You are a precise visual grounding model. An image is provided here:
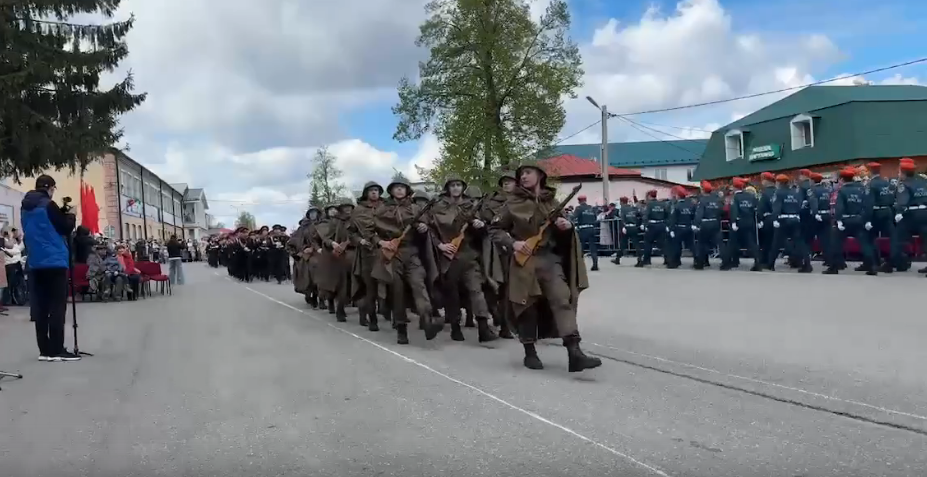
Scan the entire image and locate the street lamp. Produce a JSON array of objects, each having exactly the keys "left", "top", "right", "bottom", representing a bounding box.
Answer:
[{"left": 586, "top": 95, "right": 610, "bottom": 205}]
